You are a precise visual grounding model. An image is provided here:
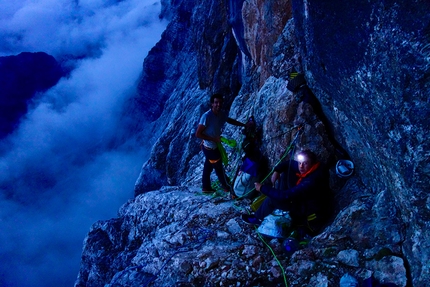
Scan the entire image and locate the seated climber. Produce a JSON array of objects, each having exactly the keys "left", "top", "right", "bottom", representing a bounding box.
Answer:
[{"left": 241, "top": 149, "right": 332, "bottom": 237}]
